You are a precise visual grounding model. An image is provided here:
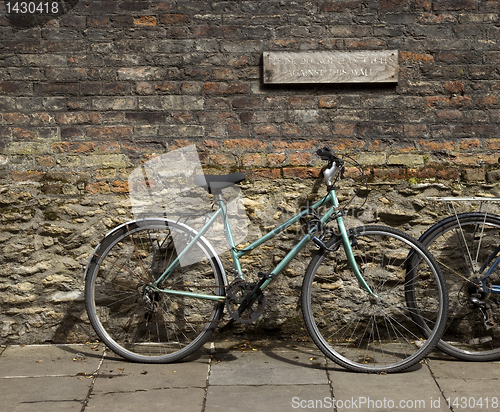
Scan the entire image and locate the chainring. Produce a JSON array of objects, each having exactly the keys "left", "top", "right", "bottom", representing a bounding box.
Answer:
[{"left": 226, "top": 280, "right": 266, "bottom": 323}]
